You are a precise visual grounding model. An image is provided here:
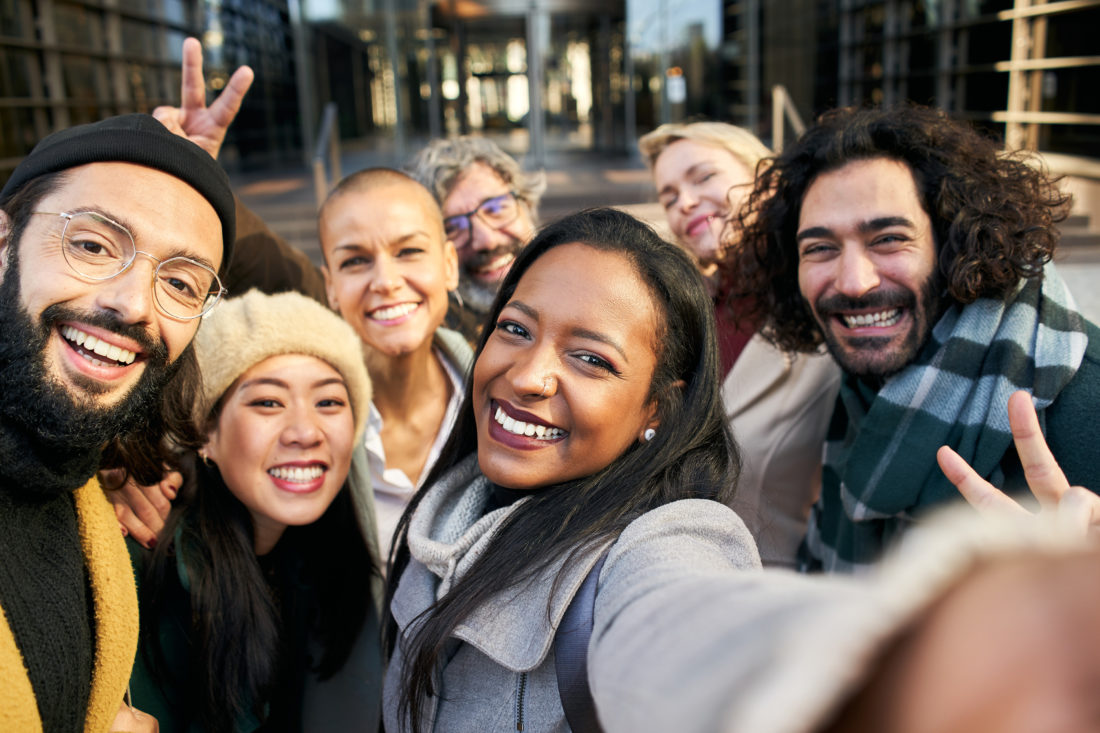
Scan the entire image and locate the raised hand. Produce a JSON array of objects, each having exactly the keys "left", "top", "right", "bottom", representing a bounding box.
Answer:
[
  {"left": 152, "top": 37, "right": 254, "bottom": 160},
  {"left": 937, "top": 390, "right": 1100, "bottom": 537}
]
